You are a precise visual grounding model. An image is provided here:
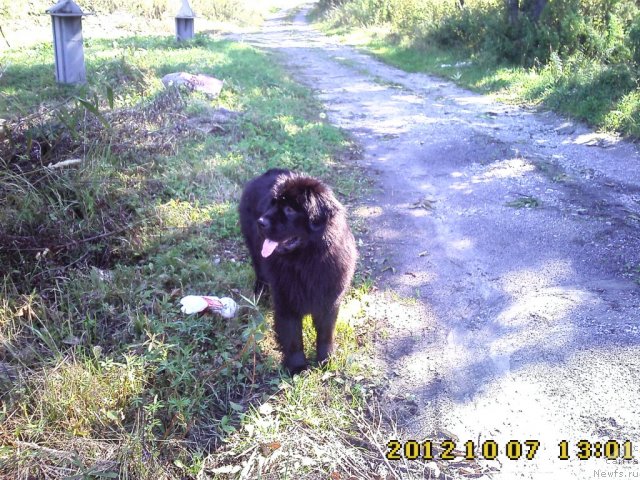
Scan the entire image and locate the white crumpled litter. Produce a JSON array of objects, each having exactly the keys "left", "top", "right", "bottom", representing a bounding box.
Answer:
[
  {"left": 180, "top": 295, "right": 238, "bottom": 318},
  {"left": 161, "top": 72, "right": 224, "bottom": 97}
]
